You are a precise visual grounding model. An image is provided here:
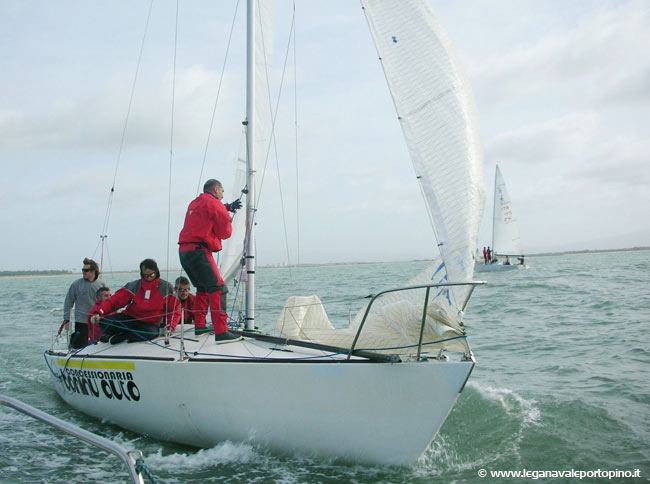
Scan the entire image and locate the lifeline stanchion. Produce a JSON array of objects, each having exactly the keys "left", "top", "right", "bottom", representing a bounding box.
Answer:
[{"left": 0, "top": 394, "right": 161, "bottom": 484}]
